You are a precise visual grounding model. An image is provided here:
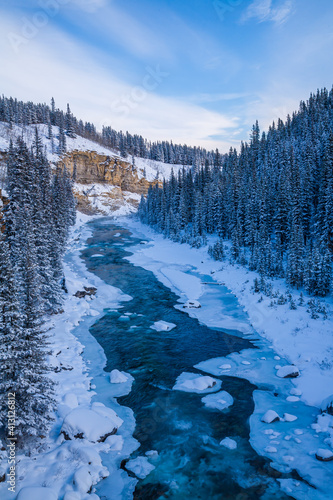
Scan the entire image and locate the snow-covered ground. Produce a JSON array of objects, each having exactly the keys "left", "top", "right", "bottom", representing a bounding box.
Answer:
[
  {"left": 0, "top": 122, "right": 181, "bottom": 183},
  {"left": 120, "top": 217, "right": 333, "bottom": 500},
  {"left": 0, "top": 214, "right": 141, "bottom": 500}
]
